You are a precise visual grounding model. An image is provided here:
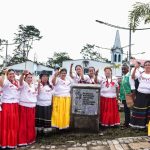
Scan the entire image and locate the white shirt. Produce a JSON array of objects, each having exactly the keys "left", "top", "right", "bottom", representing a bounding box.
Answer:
[
  {"left": 72, "top": 73, "right": 83, "bottom": 83},
  {"left": 37, "top": 84, "right": 53, "bottom": 106},
  {"left": 54, "top": 77, "right": 72, "bottom": 96},
  {"left": 84, "top": 75, "right": 95, "bottom": 84},
  {"left": 2, "top": 79, "right": 20, "bottom": 103},
  {"left": 15, "top": 75, "right": 21, "bottom": 81},
  {"left": 100, "top": 76, "right": 119, "bottom": 98},
  {"left": 19, "top": 81, "right": 37, "bottom": 107},
  {"left": 131, "top": 67, "right": 144, "bottom": 79},
  {"left": 136, "top": 72, "right": 150, "bottom": 94}
]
